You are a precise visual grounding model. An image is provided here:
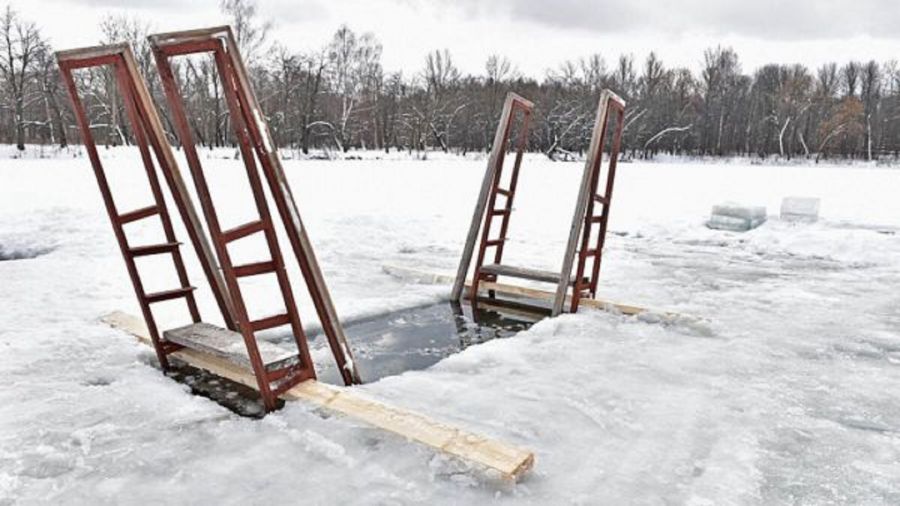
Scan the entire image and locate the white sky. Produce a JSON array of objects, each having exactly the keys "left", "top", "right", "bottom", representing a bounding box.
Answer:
[{"left": 11, "top": 0, "right": 900, "bottom": 78}]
